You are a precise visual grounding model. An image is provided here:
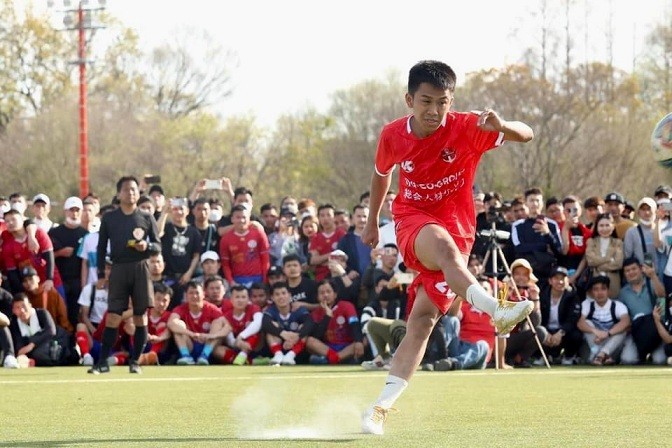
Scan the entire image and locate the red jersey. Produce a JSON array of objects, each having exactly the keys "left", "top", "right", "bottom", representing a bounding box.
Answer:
[
  {"left": 311, "top": 300, "right": 359, "bottom": 345},
  {"left": 147, "top": 309, "right": 171, "bottom": 336},
  {"left": 219, "top": 227, "right": 270, "bottom": 283},
  {"left": 458, "top": 300, "right": 495, "bottom": 354},
  {"left": 223, "top": 303, "right": 261, "bottom": 337},
  {"left": 309, "top": 228, "right": 346, "bottom": 281},
  {"left": 1, "top": 228, "right": 63, "bottom": 288},
  {"left": 375, "top": 113, "right": 502, "bottom": 254},
  {"left": 172, "top": 301, "right": 223, "bottom": 333},
  {"left": 560, "top": 221, "right": 592, "bottom": 257}
]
